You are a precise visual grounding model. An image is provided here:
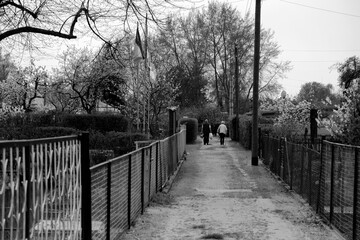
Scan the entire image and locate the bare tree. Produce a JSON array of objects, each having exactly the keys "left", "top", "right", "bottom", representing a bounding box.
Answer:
[
  {"left": 0, "top": 0, "right": 178, "bottom": 49},
  {"left": 1, "top": 60, "right": 48, "bottom": 112}
]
